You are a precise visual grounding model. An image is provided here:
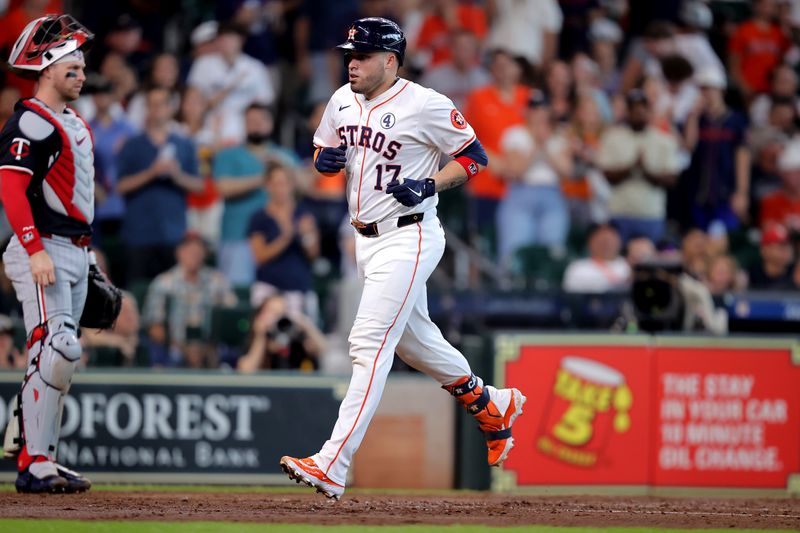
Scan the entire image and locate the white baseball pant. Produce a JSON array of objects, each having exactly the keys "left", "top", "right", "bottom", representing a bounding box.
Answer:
[{"left": 312, "top": 212, "right": 472, "bottom": 485}]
